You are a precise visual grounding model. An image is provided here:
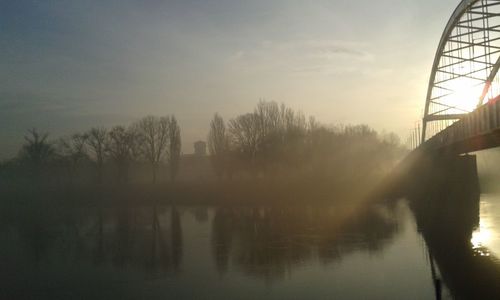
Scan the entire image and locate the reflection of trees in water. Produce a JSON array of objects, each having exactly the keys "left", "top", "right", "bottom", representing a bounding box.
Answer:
[
  {"left": 191, "top": 207, "right": 209, "bottom": 223},
  {"left": 211, "top": 204, "right": 400, "bottom": 280},
  {"left": 8, "top": 202, "right": 399, "bottom": 283},
  {"left": 171, "top": 206, "right": 182, "bottom": 272},
  {"left": 10, "top": 205, "right": 183, "bottom": 277},
  {"left": 212, "top": 209, "right": 234, "bottom": 274},
  {"left": 14, "top": 202, "right": 83, "bottom": 266},
  {"left": 99, "top": 205, "right": 183, "bottom": 275},
  {"left": 19, "top": 209, "right": 53, "bottom": 265}
]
